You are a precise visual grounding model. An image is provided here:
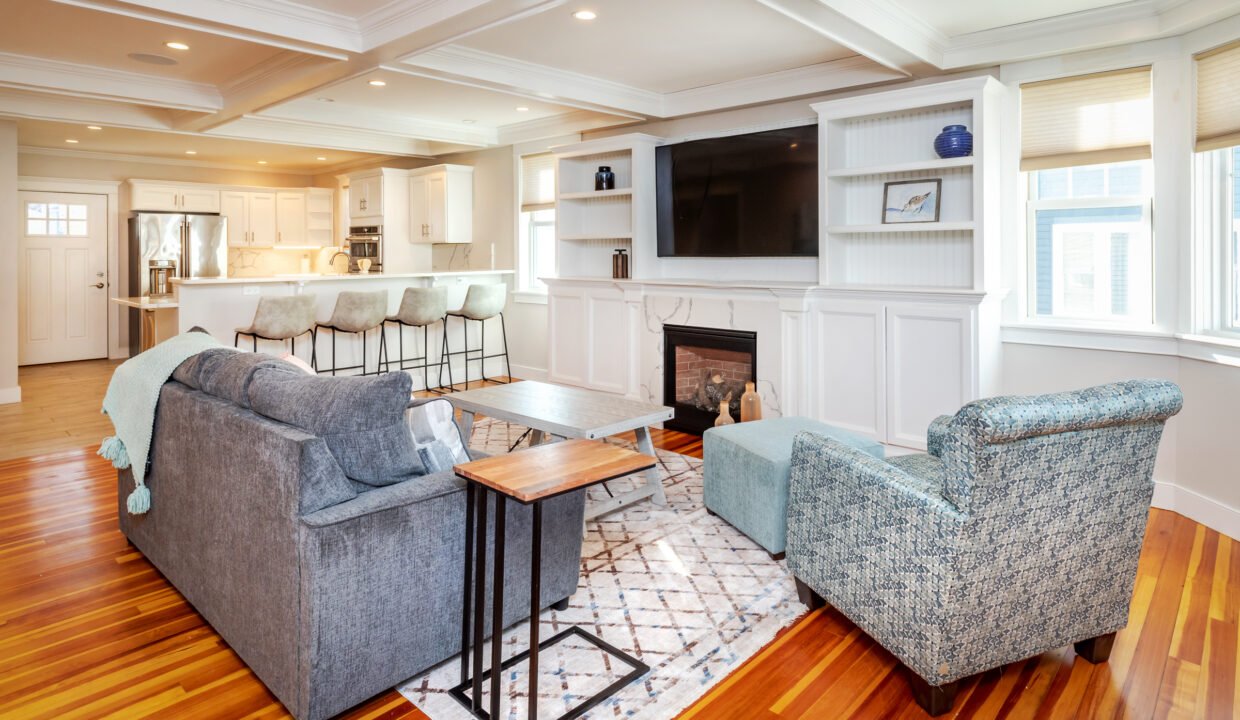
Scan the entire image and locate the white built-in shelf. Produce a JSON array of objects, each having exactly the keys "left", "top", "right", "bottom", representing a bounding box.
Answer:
[
  {"left": 827, "top": 221, "right": 976, "bottom": 234},
  {"left": 827, "top": 156, "right": 975, "bottom": 178},
  {"left": 558, "top": 188, "right": 633, "bottom": 200},
  {"left": 559, "top": 233, "right": 634, "bottom": 241}
]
